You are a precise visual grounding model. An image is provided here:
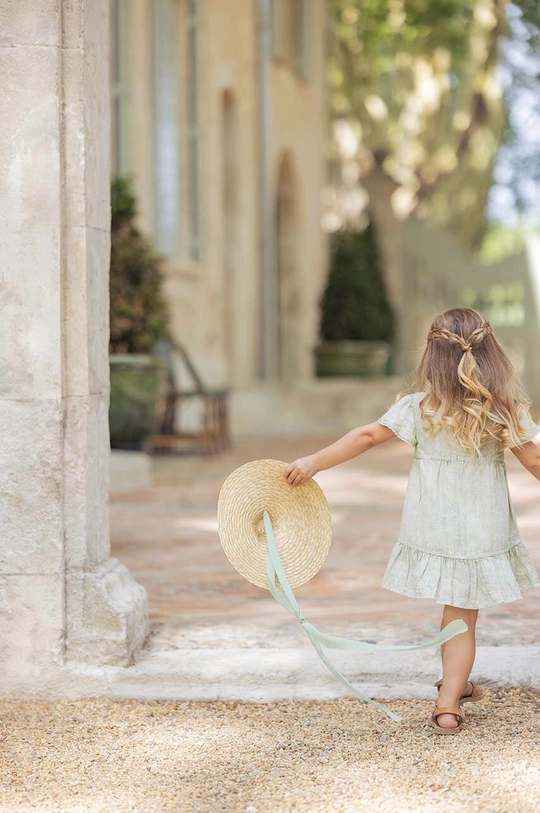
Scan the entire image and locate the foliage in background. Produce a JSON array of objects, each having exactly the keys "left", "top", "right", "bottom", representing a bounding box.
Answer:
[
  {"left": 320, "top": 222, "right": 394, "bottom": 342},
  {"left": 326, "top": 0, "right": 508, "bottom": 265},
  {"left": 489, "top": 1, "right": 540, "bottom": 223},
  {"left": 479, "top": 223, "right": 540, "bottom": 263},
  {"left": 110, "top": 176, "right": 171, "bottom": 354}
]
